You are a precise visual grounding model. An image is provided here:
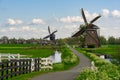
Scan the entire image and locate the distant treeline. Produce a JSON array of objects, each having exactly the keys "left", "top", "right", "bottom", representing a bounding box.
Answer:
[
  {"left": 100, "top": 36, "right": 120, "bottom": 45},
  {"left": 65, "top": 36, "right": 120, "bottom": 45},
  {"left": 0, "top": 36, "right": 42, "bottom": 44}
]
